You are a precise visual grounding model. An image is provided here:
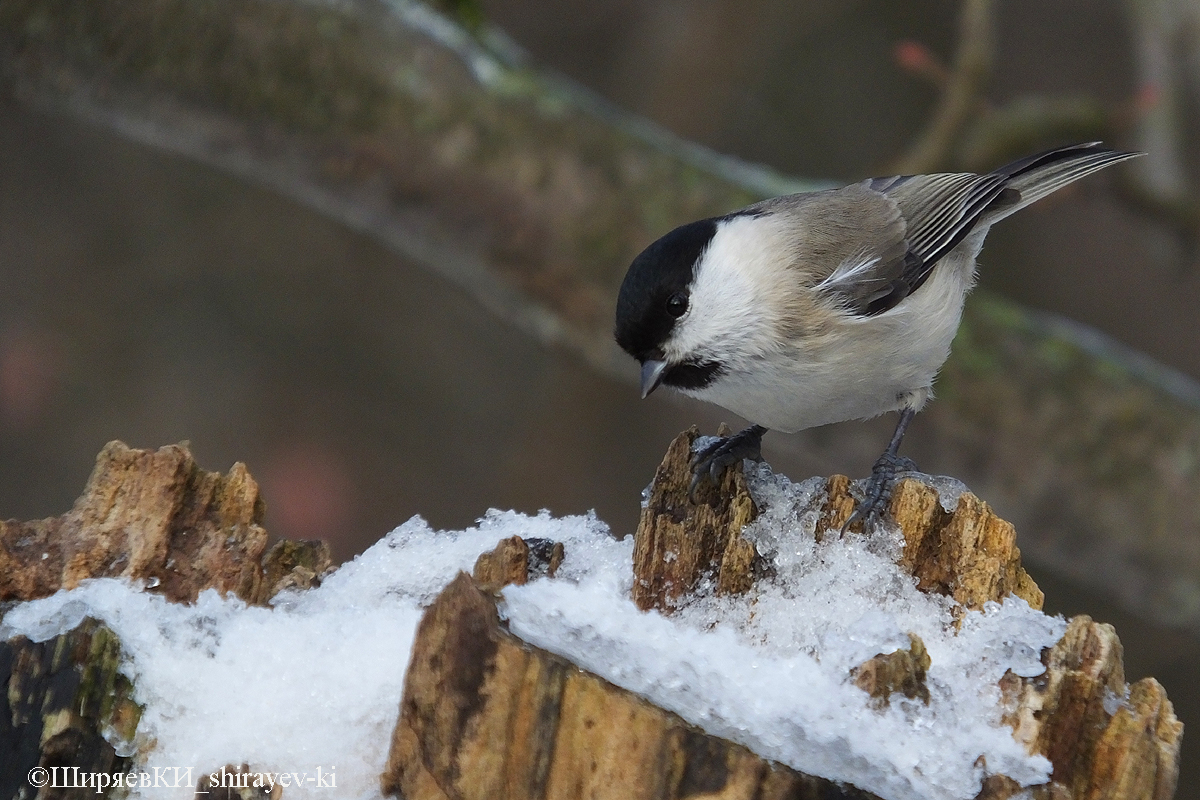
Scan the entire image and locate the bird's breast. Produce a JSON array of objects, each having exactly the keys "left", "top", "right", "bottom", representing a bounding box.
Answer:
[{"left": 683, "top": 250, "right": 976, "bottom": 432}]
